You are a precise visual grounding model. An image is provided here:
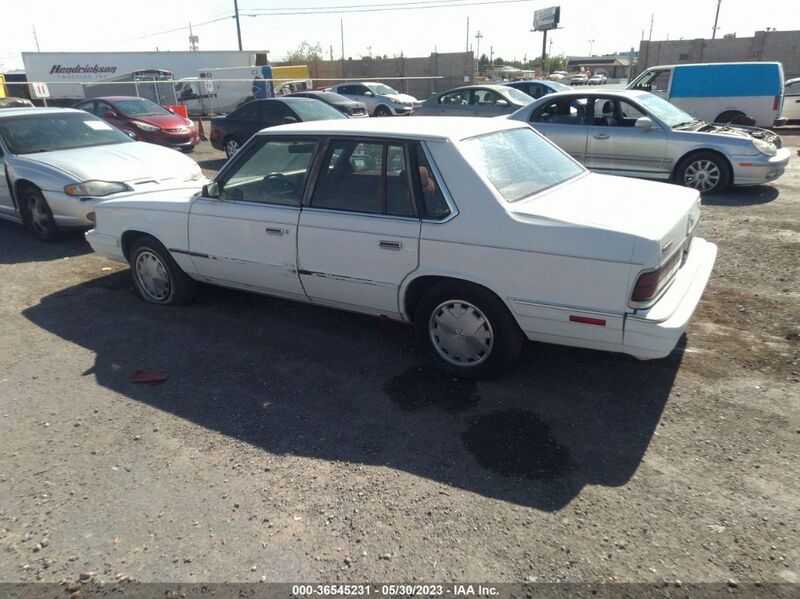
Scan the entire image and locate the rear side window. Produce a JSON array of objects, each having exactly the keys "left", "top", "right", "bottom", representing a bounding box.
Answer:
[
  {"left": 311, "top": 139, "right": 415, "bottom": 217},
  {"left": 412, "top": 144, "right": 450, "bottom": 220}
]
